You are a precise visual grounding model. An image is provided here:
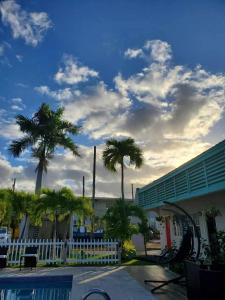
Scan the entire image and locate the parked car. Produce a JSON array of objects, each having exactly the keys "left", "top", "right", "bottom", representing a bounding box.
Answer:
[{"left": 0, "top": 227, "right": 11, "bottom": 242}]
